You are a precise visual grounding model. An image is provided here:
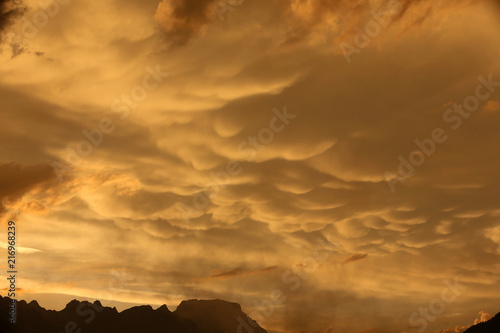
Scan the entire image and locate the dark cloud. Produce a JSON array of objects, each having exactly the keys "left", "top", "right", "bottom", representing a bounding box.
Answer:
[
  {"left": 154, "top": 0, "right": 485, "bottom": 51},
  {"left": 202, "top": 265, "right": 279, "bottom": 281},
  {"left": 0, "top": 162, "right": 55, "bottom": 217},
  {"left": 342, "top": 253, "right": 368, "bottom": 263},
  {"left": 0, "top": 0, "right": 23, "bottom": 39},
  {"left": 155, "top": 0, "right": 218, "bottom": 46}
]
